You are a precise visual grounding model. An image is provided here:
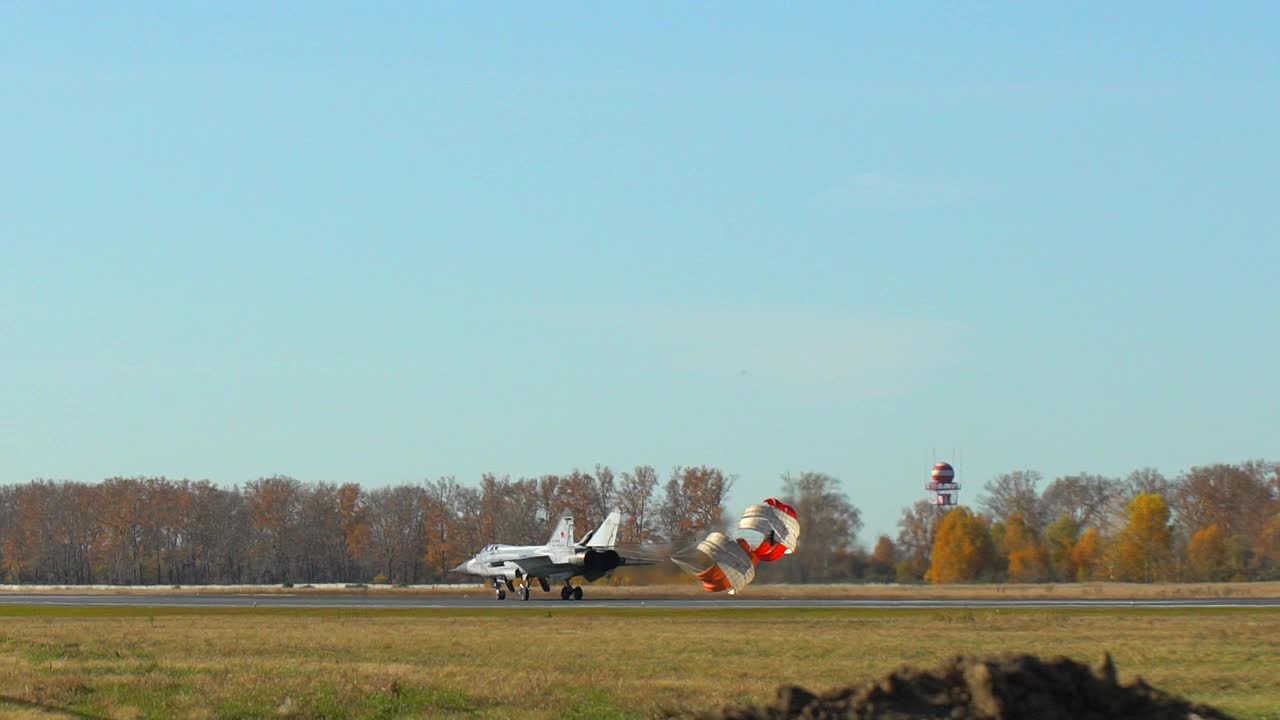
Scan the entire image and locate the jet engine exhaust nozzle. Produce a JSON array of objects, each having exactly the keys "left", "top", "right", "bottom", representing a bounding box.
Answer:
[{"left": 574, "top": 549, "right": 621, "bottom": 581}]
